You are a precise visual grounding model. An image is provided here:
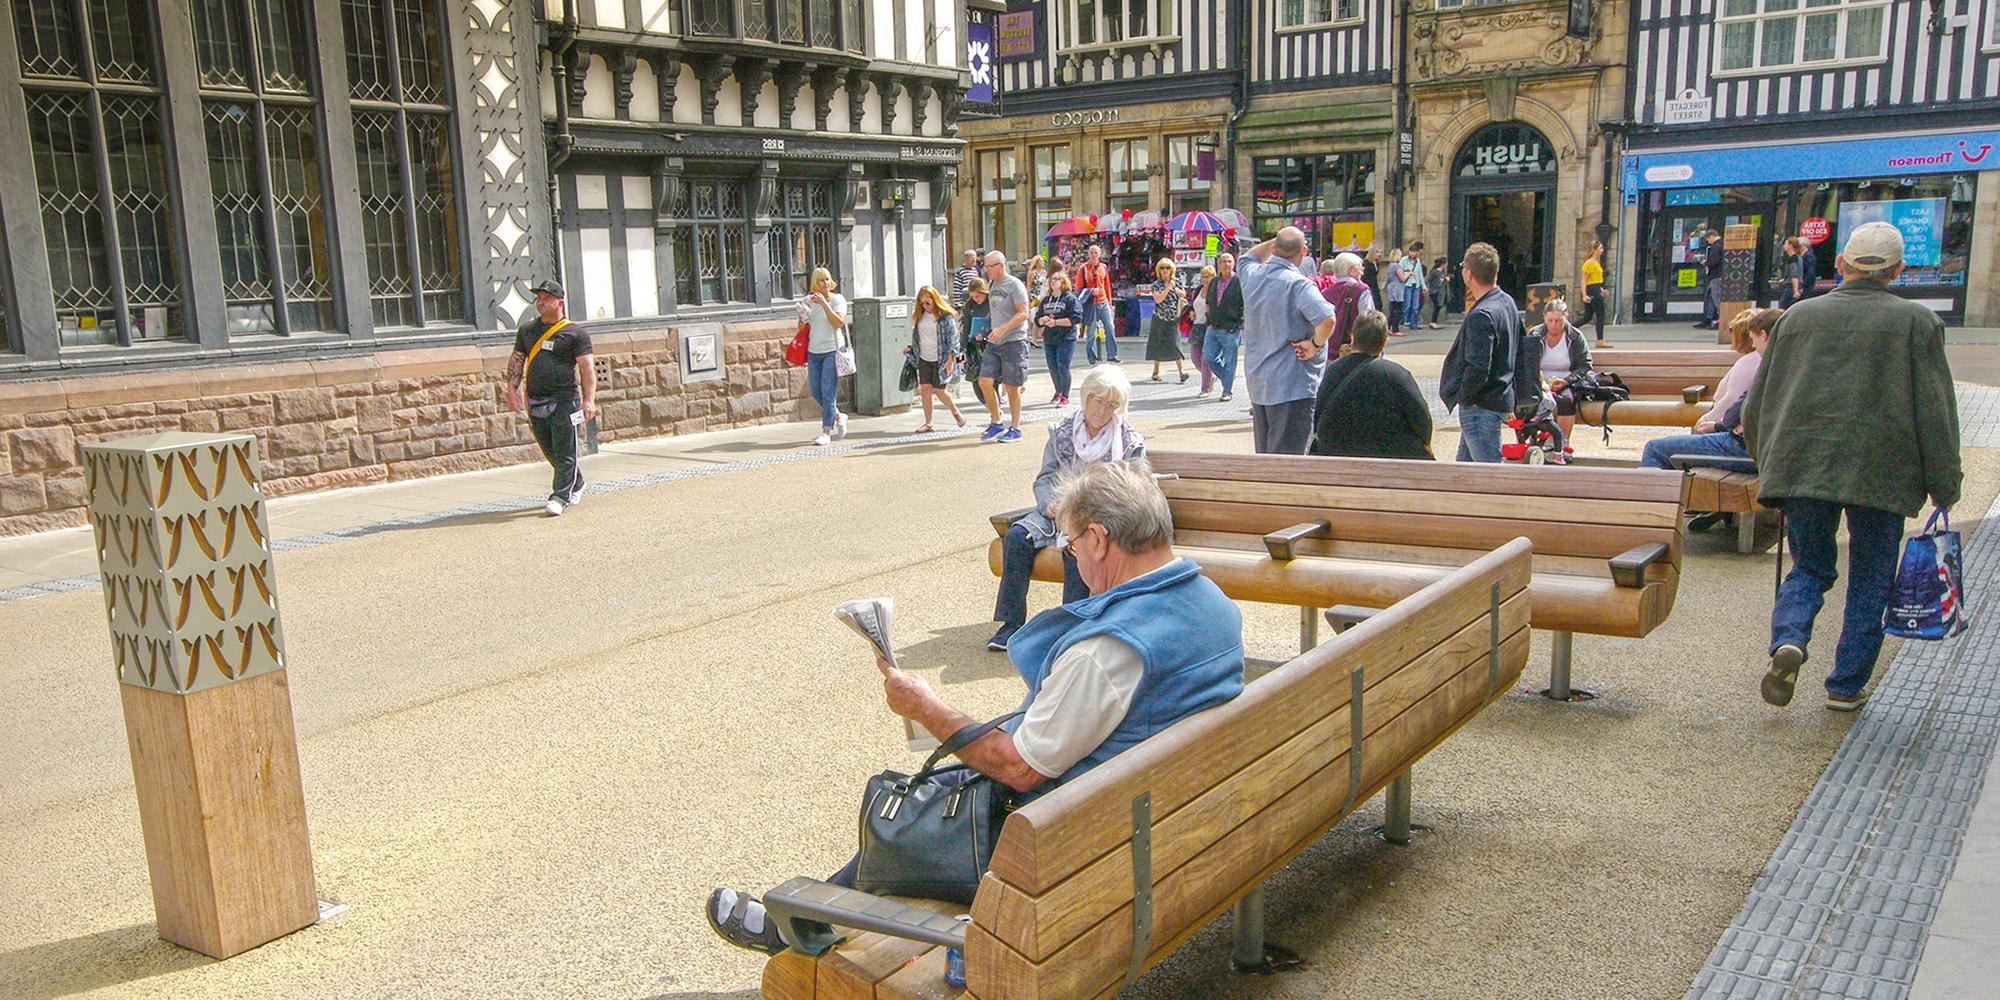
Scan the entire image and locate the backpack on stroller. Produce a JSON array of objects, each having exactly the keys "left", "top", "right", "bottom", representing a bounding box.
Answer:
[{"left": 1502, "top": 387, "right": 1569, "bottom": 465}]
